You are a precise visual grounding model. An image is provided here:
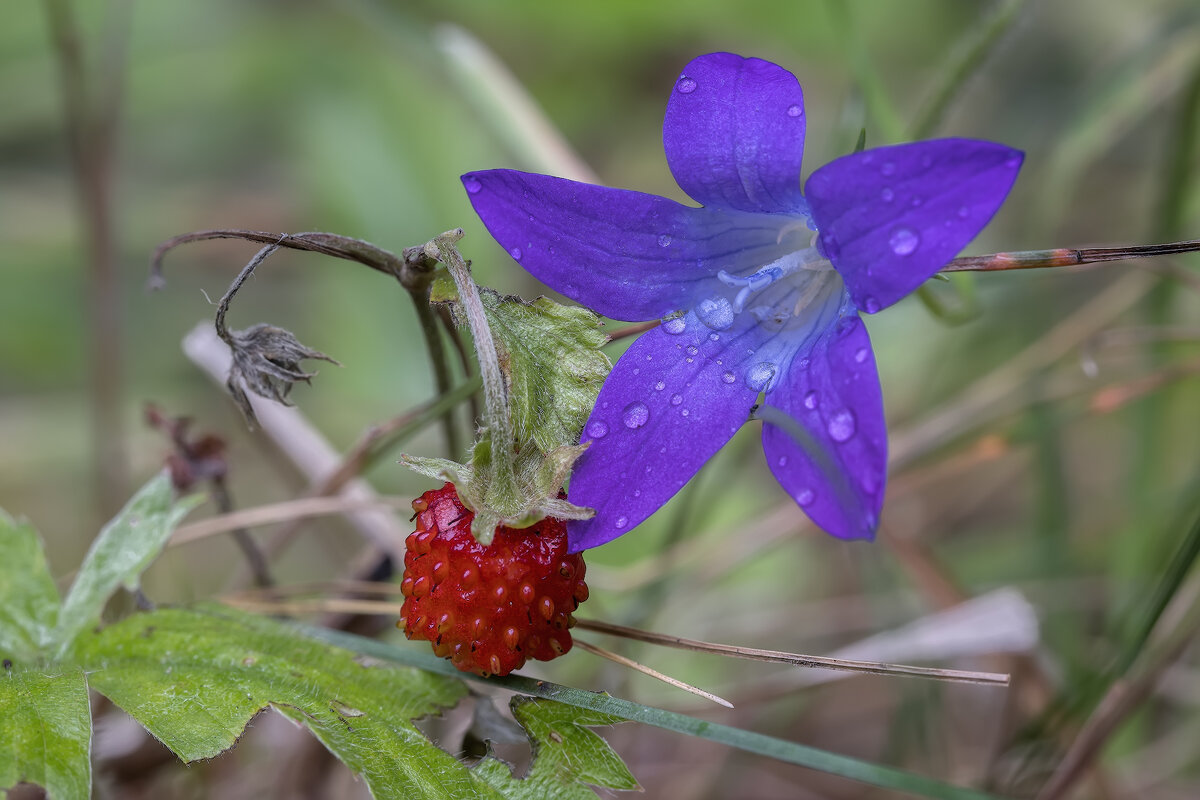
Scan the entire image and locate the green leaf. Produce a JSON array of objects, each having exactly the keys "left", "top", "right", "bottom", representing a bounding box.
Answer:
[
  {"left": 0, "top": 511, "right": 61, "bottom": 660},
  {"left": 72, "top": 604, "right": 497, "bottom": 800},
  {"left": 303, "top": 623, "right": 1002, "bottom": 800},
  {"left": 433, "top": 278, "right": 610, "bottom": 457},
  {"left": 0, "top": 665, "right": 92, "bottom": 800},
  {"left": 51, "top": 472, "right": 200, "bottom": 655},
  {"left": 473, "top": 697, "right": 638, "bottom": 797}
]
